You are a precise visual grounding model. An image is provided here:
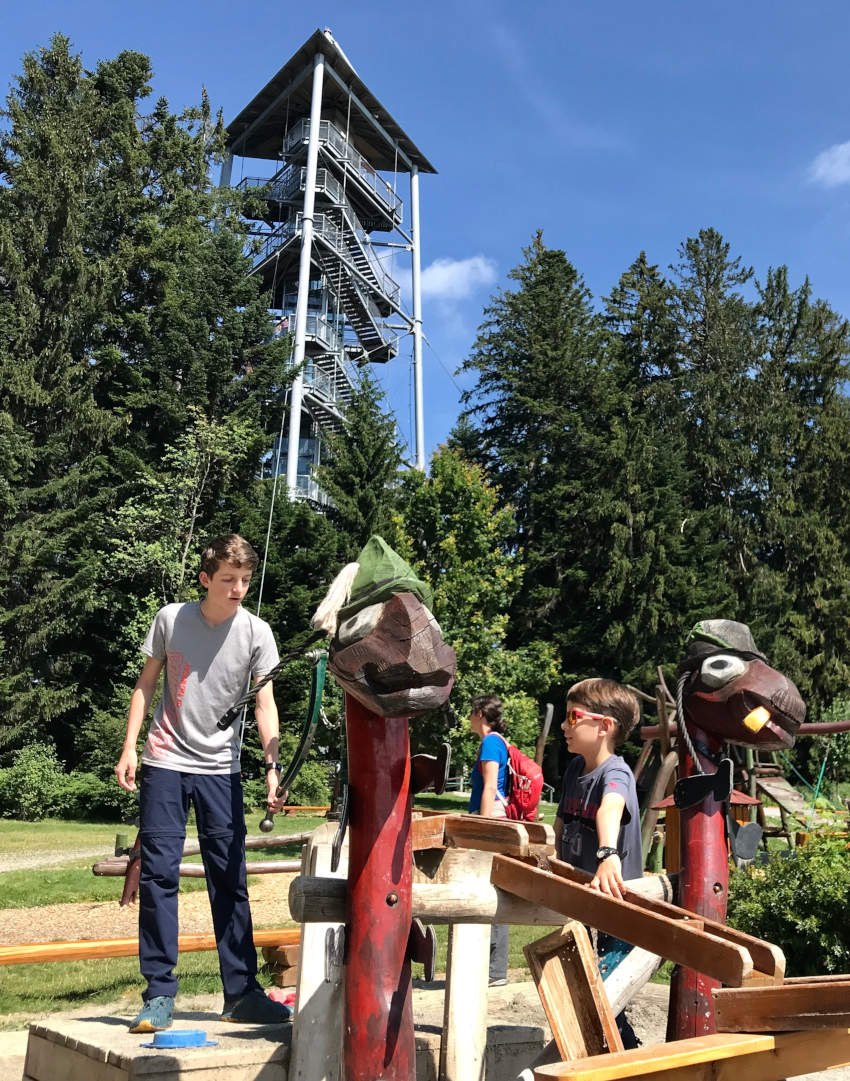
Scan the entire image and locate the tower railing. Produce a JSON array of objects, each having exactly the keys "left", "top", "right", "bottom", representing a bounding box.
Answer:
[{"left": 282, "top": 118, "right": 402, "bottom": 219}]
